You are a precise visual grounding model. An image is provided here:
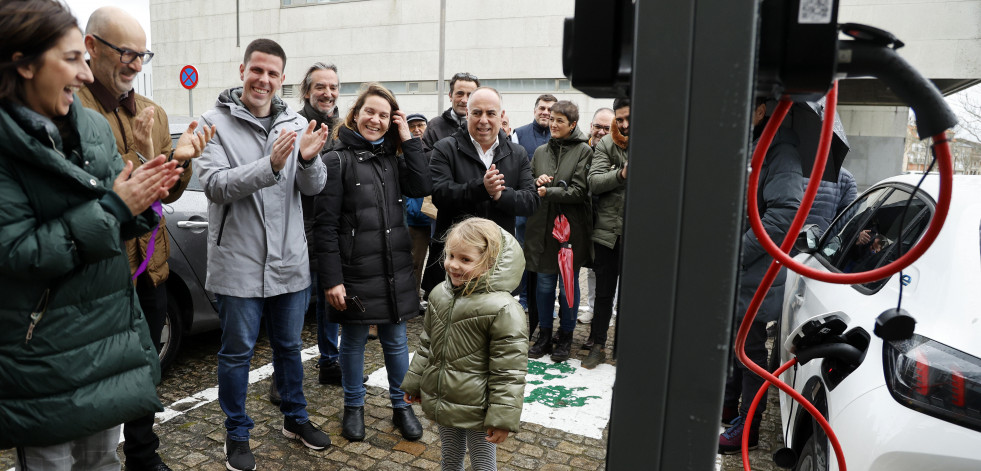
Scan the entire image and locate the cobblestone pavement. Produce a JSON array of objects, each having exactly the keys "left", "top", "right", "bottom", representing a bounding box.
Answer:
[{"left": 0, "top": 289, "right": 788, "bottom": 470}]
